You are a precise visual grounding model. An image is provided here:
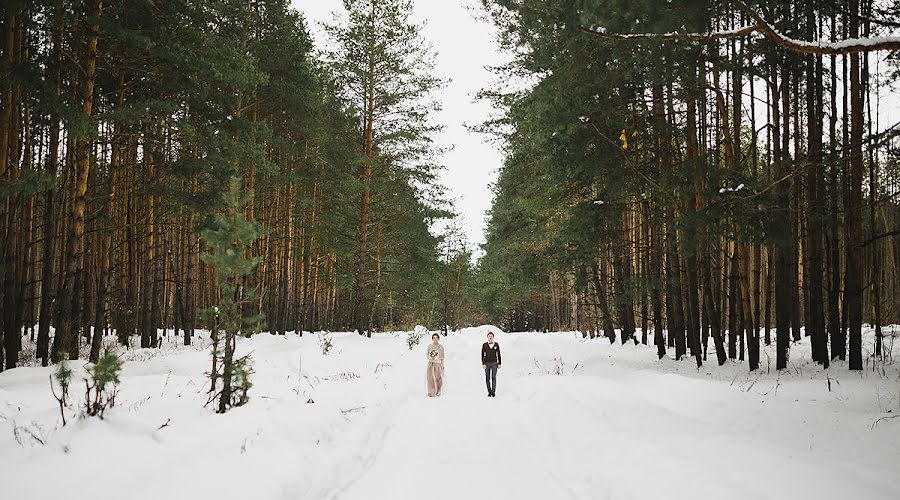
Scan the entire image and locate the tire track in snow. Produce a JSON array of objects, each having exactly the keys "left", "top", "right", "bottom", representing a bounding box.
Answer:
[{"left": 293, "top": 340, "right": 426, "bottom": 499}]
